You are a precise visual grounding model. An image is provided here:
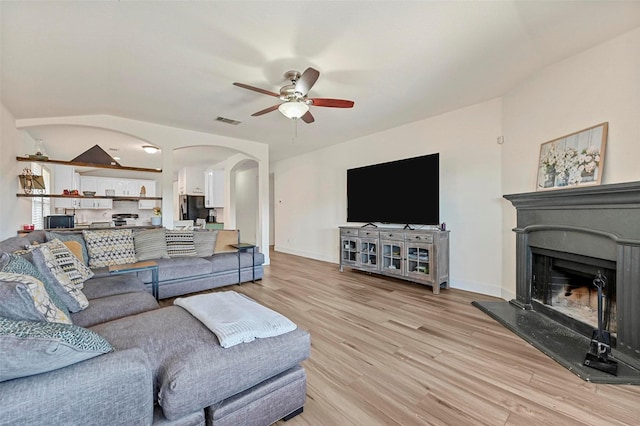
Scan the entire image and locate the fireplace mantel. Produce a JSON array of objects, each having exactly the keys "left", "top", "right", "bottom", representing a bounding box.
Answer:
[{"left": 504, "top": 181, "right": 640, "bottom": 210}]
